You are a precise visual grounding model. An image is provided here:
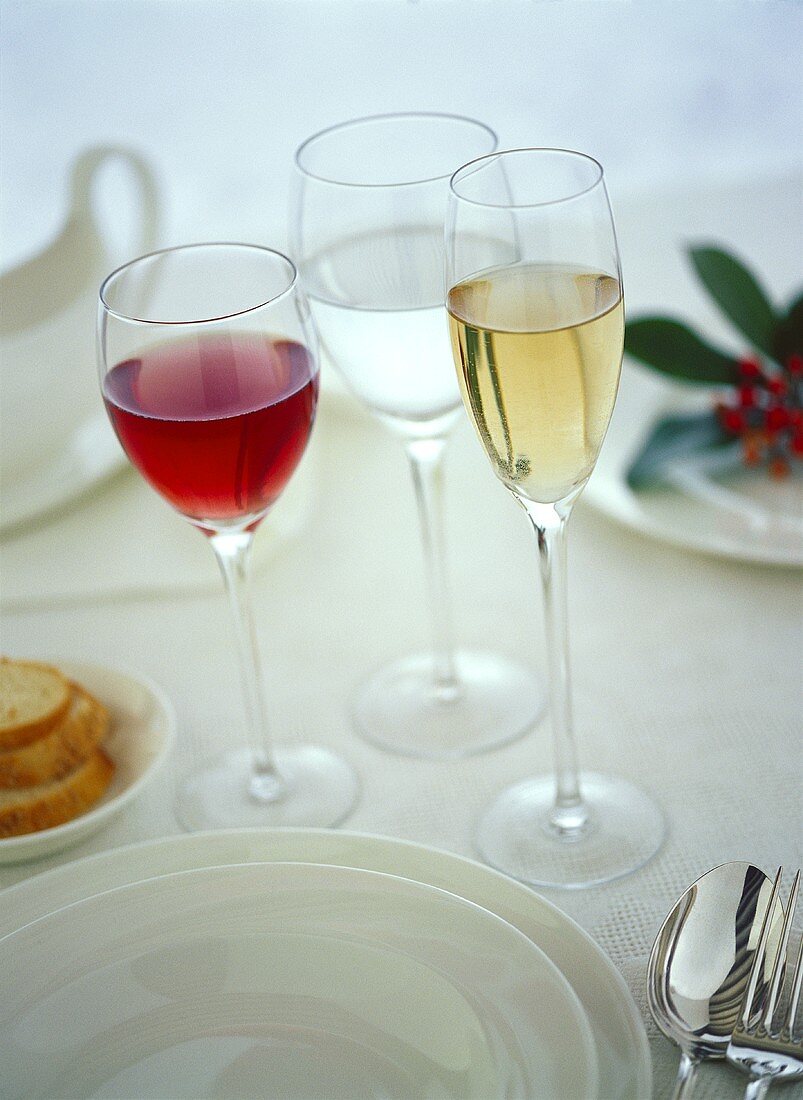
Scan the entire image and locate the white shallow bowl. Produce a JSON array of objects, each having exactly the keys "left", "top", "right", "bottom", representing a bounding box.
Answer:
[
  {"left": 0, "top": 660, "right": 175, "bottom": 864},
  {"left": 0, "top": 861, "right": 597, "bottom": 1100},
  {"left": 0, "top": 829, "right": 651, "bottom": 1098}
]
